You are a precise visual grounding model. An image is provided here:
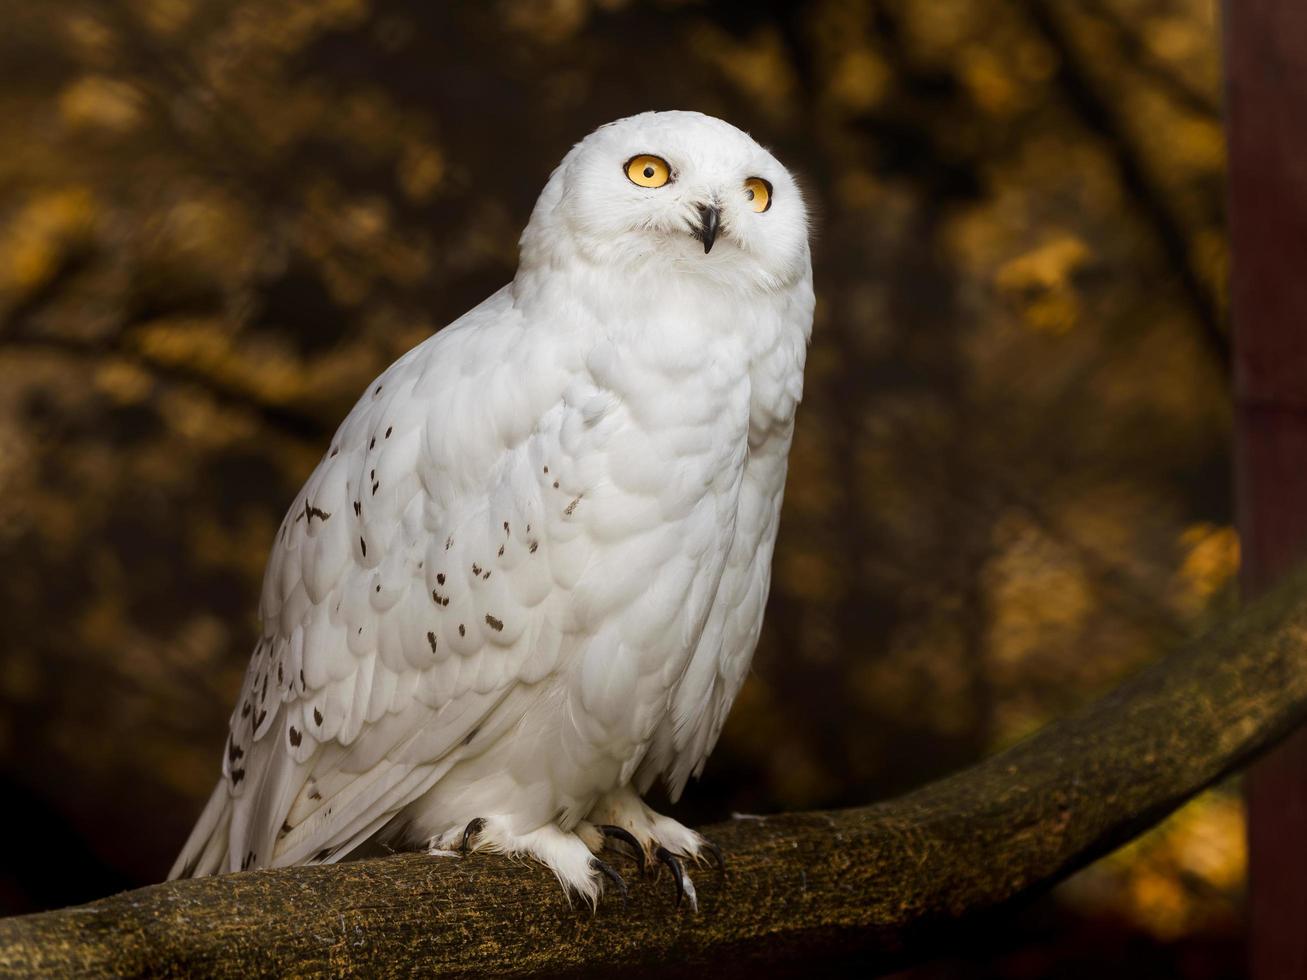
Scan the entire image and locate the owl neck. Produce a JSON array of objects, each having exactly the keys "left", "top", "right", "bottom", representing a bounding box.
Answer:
[{"left": 511, "top": 236, "right": 793, "bottom": 339}]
